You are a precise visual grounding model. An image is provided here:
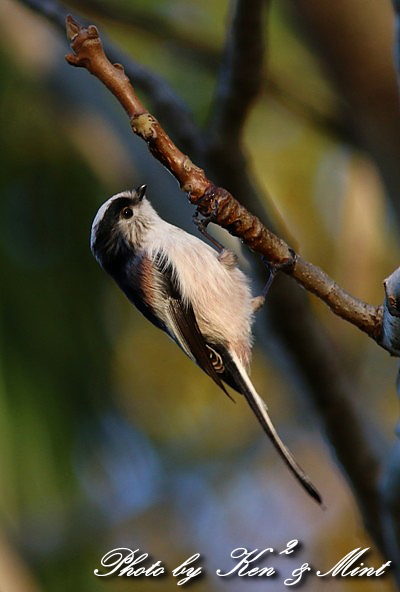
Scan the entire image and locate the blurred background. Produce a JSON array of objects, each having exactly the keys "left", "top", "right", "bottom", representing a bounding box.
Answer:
[{"left": 0, "top": 0, "right": 399, "bottom": 590}]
